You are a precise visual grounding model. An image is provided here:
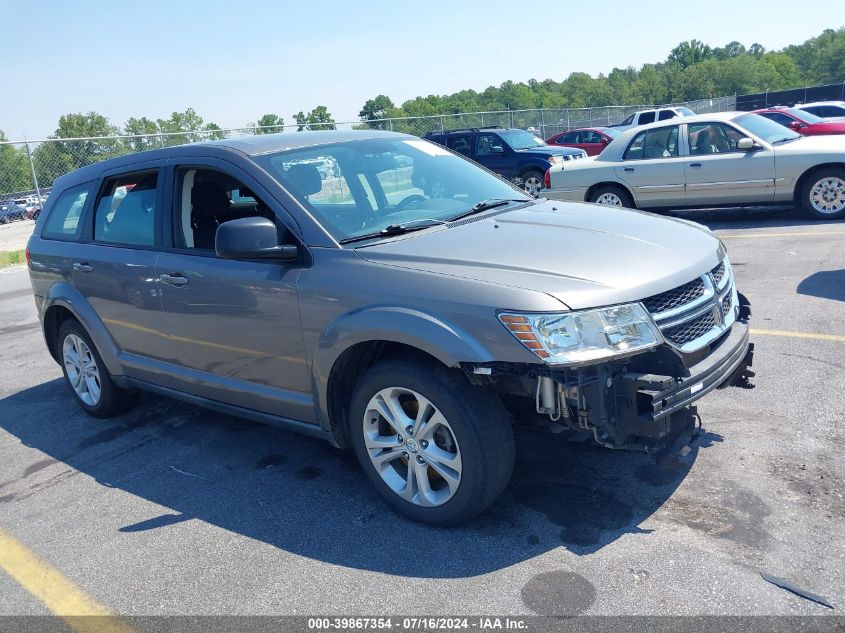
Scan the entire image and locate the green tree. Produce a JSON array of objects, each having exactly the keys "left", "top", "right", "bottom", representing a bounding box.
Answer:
[
  {"left": 668, "top": 40, "right": 713, "bottom": 68},
  {"left": 293, "top": 106, "right": 336, "bottom": 131},
  {"left": 123, "top": 116, "right": 159, "bottom": 152},
  {"left": 359, "top": 95, "right": 395, "bottom": 121},
  {"left": 252, "top": 113, "right": 285, "bottom": 134},
  {"left": 0, "top": 131, "right": 33, "bottom": 195},
  {"left": 157, "top": 108, "right": 222, "bottom": 145}
]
